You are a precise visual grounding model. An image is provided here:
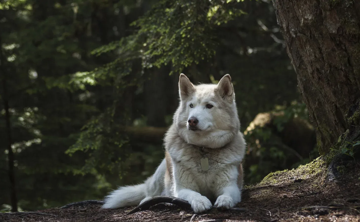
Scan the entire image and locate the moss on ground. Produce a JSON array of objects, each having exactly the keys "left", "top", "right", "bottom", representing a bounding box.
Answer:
[{"left": 257, "top": 156, "right": 327, "bottom": 186}]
